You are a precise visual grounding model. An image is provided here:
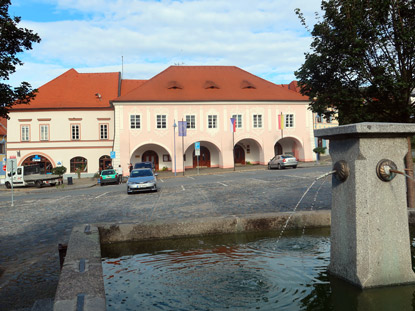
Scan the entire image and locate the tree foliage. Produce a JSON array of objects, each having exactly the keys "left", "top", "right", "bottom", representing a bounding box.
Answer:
[
  {"left": 0, "top": 0, "right": 40, "bottom": 118},
  {"left": 295, "top": 0, "right": 415, "bottom": 125}
]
